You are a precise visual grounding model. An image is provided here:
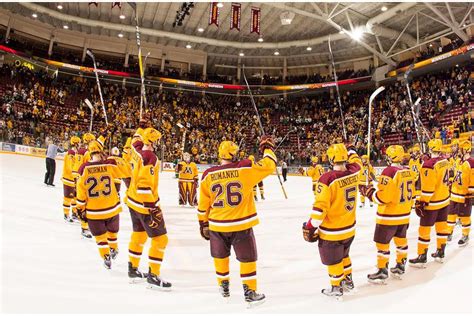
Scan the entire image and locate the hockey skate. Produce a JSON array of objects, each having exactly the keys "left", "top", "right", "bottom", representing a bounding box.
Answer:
[
  {"left": 146, "top": 269, "right": 172, "bottom": 291},
  {"left": 321, "top": 285, "right": 343, "bottom": 301},
  {"left": 260, "top": 195, "right": 265, "bottom": 200},
  {"left": 341, "top": 274, "right": 355, "bottom": 293},
  {"left": 243, "top": 284, "right": 265, "bottom": 308},
  {"left": 447, "top": 234, "right": 453, "bottom": 242},
  {"left": 367, "top": 268, "right": 388, "bottom": 284},
  {"left": 128, "top": 262, "right": 148, "bottom": 284},
  {"left": 458, "top": 235, "right": 469, "bottom": 247},
  {"left": 81, "top": 228, "right": 92, "bottom": 239},
  {"left": 409, "top": 250, "right": 427, "bottom": 268},
  {"left": 390, "top": 259, "right": 406, "bottom": 280},
  {"left": 110, "top": 248, "right": 119, "bottom": 260},
  {"left": 64, "top": 214, "right": 74, "bottom": 224},
  {"left": 103, "top": 254, "right": 112, "bottom": 269},
  {"left": 70, "top": 213, "right": 80, "bottom": 224},
  {"left": 431, "top": 244, "right": 446, "bottom": 263},
  {"left": 219, "top": 280, "right": 230, "bottom": 301}
]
